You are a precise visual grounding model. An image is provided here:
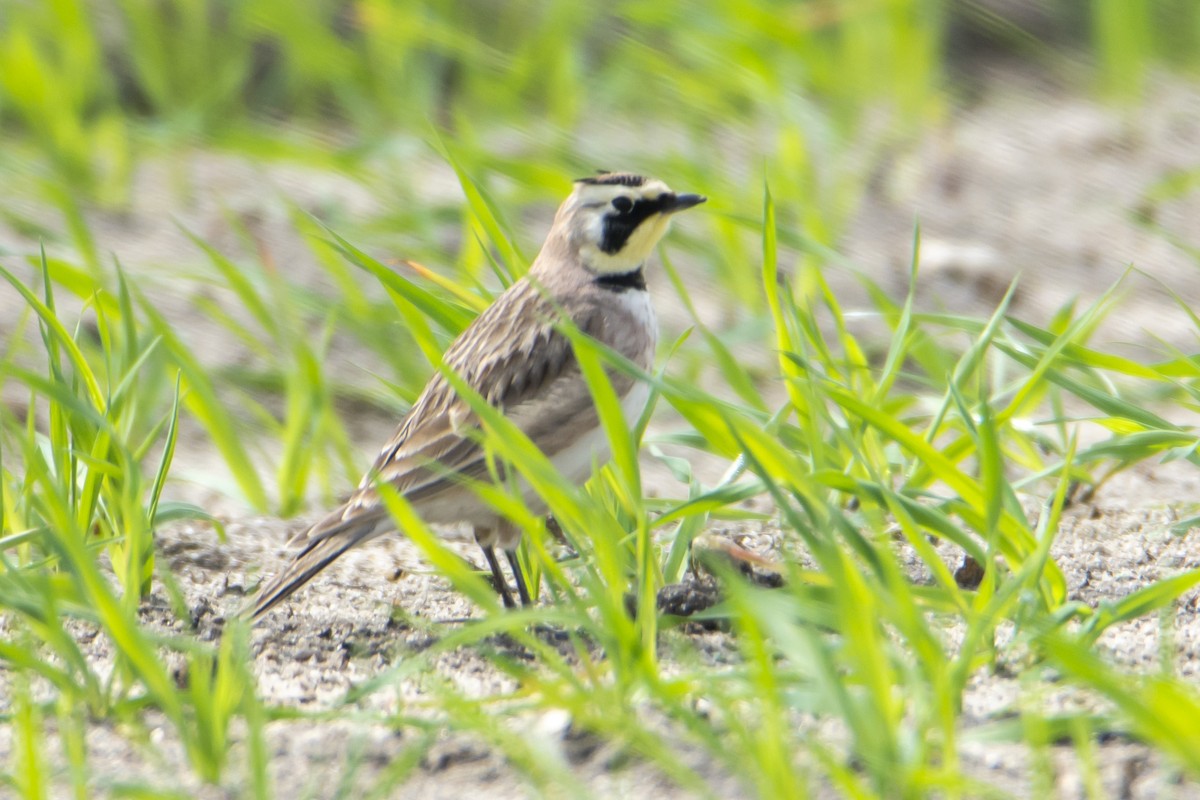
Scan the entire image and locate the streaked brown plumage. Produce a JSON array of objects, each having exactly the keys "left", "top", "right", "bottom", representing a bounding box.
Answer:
[{"left": 251, "top": 173, "right": 705, "bottom": 618}]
